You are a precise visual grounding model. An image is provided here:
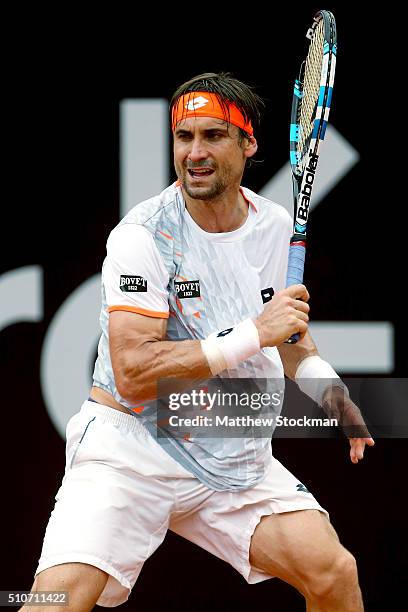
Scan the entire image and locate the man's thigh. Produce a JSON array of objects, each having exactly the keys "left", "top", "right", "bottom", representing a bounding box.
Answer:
[
  {"left": 35, "top": 403, "right": 187, "bottom": 607},
  {"left": 249, "top": 509, "right": 341, "bottom": 595},
  {"left": 170, "top": 455, "right": 329, "bottom": 585}
]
